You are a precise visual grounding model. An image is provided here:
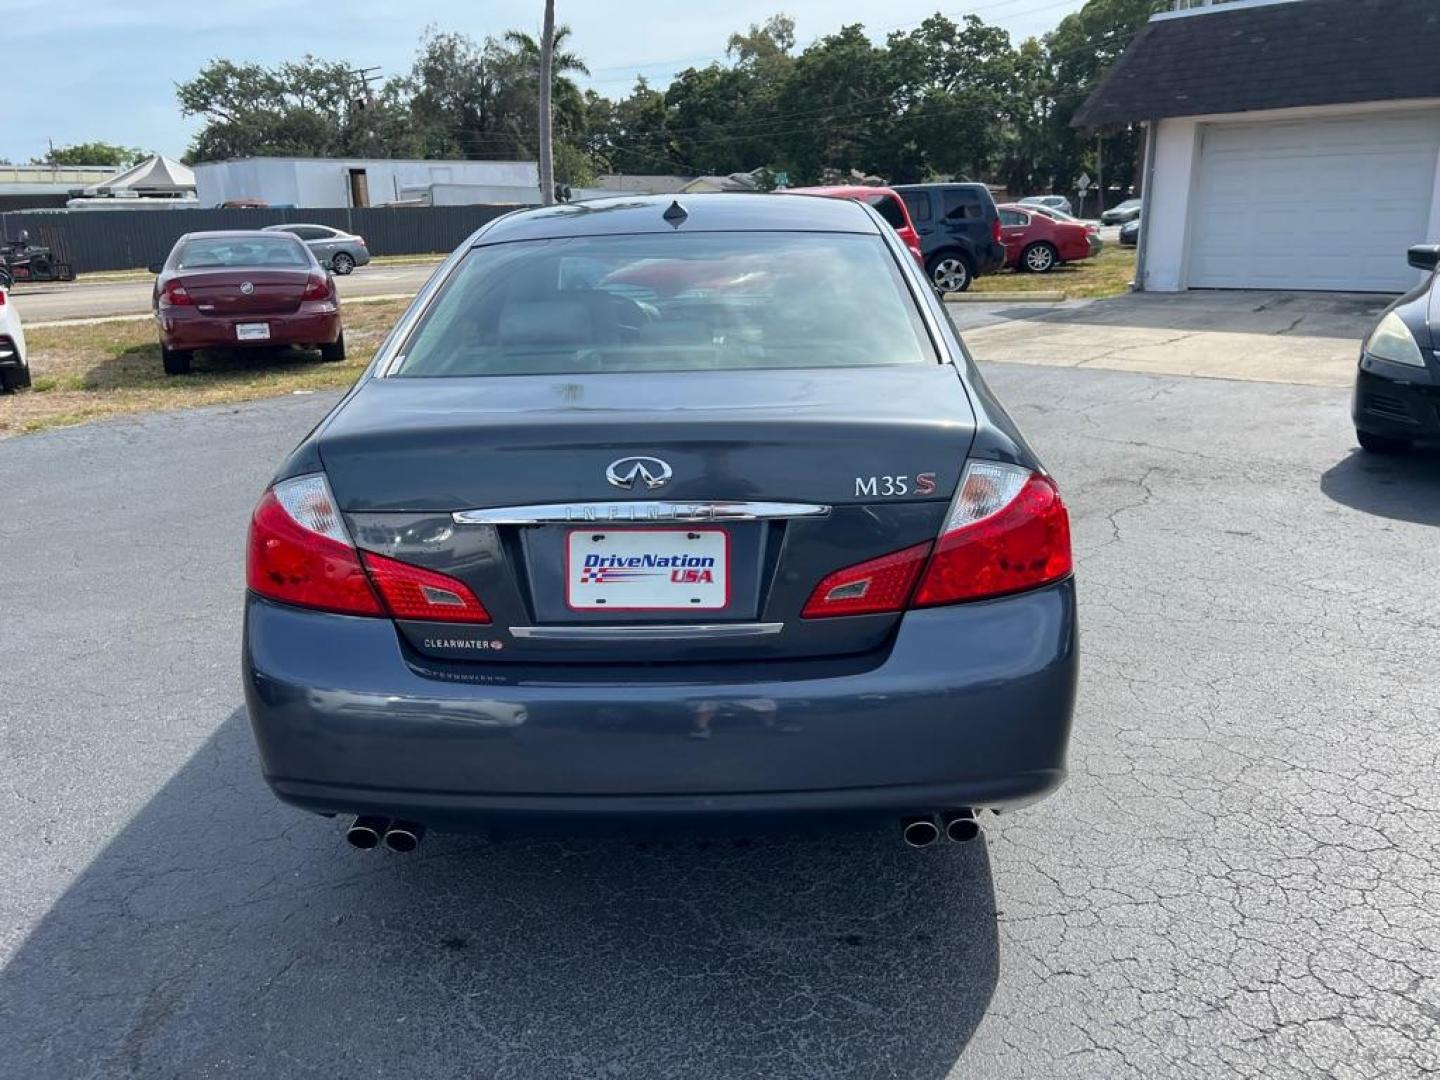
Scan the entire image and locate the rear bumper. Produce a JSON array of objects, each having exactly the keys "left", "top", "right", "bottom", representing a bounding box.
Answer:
[
  {"left": 243, "top": 580, "right": 1079, "bottom": 827},
  {"left": 1352, "top": 357, "right": 1440, "bottom": 440},
  {"left": 158, "top": 305, "right": 341, "bottom": 350},
  {"left": 976, "top": 240, "right": 1007, "bottom": 275}
]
